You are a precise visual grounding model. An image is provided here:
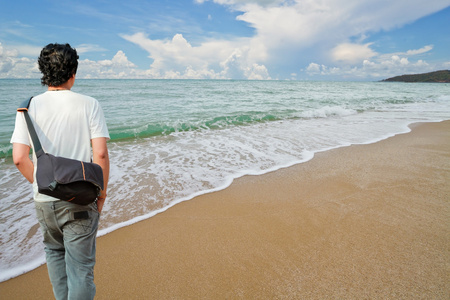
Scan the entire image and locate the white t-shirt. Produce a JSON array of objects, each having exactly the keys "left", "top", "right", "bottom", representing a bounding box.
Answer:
[{"left": 11, "top": 90, "right": 110, "bottom": 202}]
